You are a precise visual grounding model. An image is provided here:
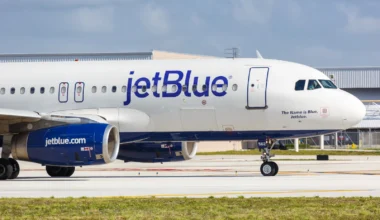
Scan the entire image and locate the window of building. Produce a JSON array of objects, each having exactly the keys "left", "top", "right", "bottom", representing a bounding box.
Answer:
[
  {"left": 295, "top": 80, "right": 306, "bottom": 91},
  {"left": 307, "top": 80, "right": 321, "bottom": 90},
  {"left": 102, "top": 86, "right": 107, "bottom": 93},
  {"left": 20, "top": 87, "right": 25, "bottom": 94},
  {"left": 49, "top": 87, "right": 55, "bottom": 94},
  {"left": 30, "top": 87, "right": 35, "bottom": 94},
  {"left": 121, "top": 86, "right": 126, "bottom": 93},
  {"left": 10, "top": 87, "right": 15, "bottom": 94},
  {"left": 40, "top": 87, "right": 45, "bottom": 94},
  {"left": 318, "top": 80, "right": 337, "bottom": 89},
  {"left": 112, "top": 86, "right": 117, "bottom": 93},
  {"left": 92, "top": 86, "right": 97, "bottom": 93},
  {"left": 232, "top": 84, "right": 238, "bottom": 91}
]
